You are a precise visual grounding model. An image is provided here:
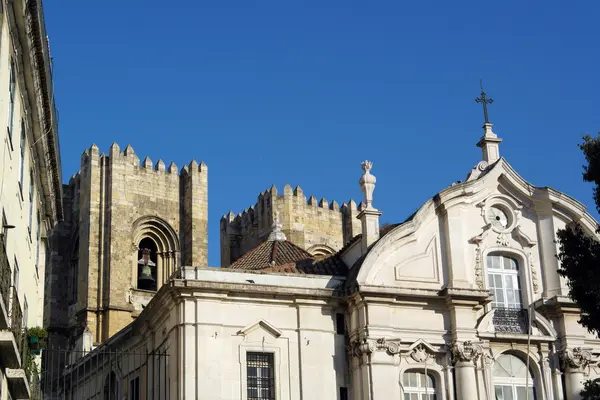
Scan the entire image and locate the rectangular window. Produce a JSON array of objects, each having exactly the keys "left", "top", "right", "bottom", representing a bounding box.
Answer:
[
  {"left": 403, "top": 371, "right": 436, "bottom": 400},
  {"left": 12, "top": 257, "right": 18, "bottom": 294},
  {"left": 129, "top": 376, "right": 140, "bottom": 400},
  {"left": 35, "top": 211, "right": 41, "bottom": 273},
  {"left": 247, "top": 352, "right": 275, "bottom": 400},
  {"left": 487, "top": 254, "right": 522, "bottom": 309},
  {"left": 23, "top": 297, "right": 27, "bottom": 326},
  {"left": 69, "top": 259, "right": 78, "bottom": 304},
  {"left": 335, "top": 313, "right": 345, "bottom": 335},
  {"left": 7, "top": 60, "right": 15, "bottom": 143},
  {"left": 339, "top": 387, "right": 348, "bottom": 400},
  {"left": 28, "top": 170, "right": 33, "bottom": 236},
  {"left": 18, "top": 121, "right": 25, "bottom": 190}
]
